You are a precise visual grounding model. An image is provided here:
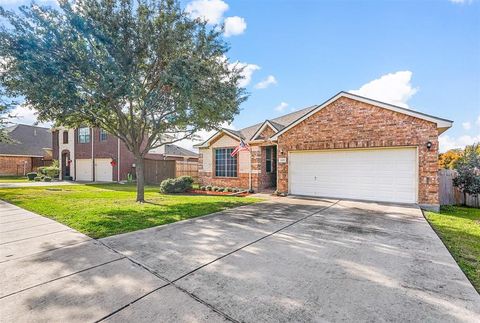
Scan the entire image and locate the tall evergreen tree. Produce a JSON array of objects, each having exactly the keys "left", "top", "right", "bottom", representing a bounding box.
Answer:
[{"left": 0, "top": 0, "right": 246, "bottom": 202}]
